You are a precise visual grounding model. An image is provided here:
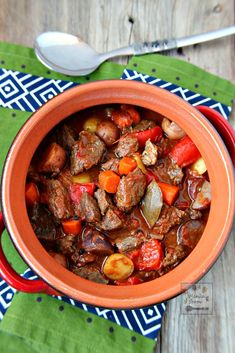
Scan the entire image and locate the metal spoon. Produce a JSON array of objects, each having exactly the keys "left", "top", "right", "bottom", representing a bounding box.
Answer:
[{"left": 35, "top": 26, "right": 235, "bottom": 76}]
